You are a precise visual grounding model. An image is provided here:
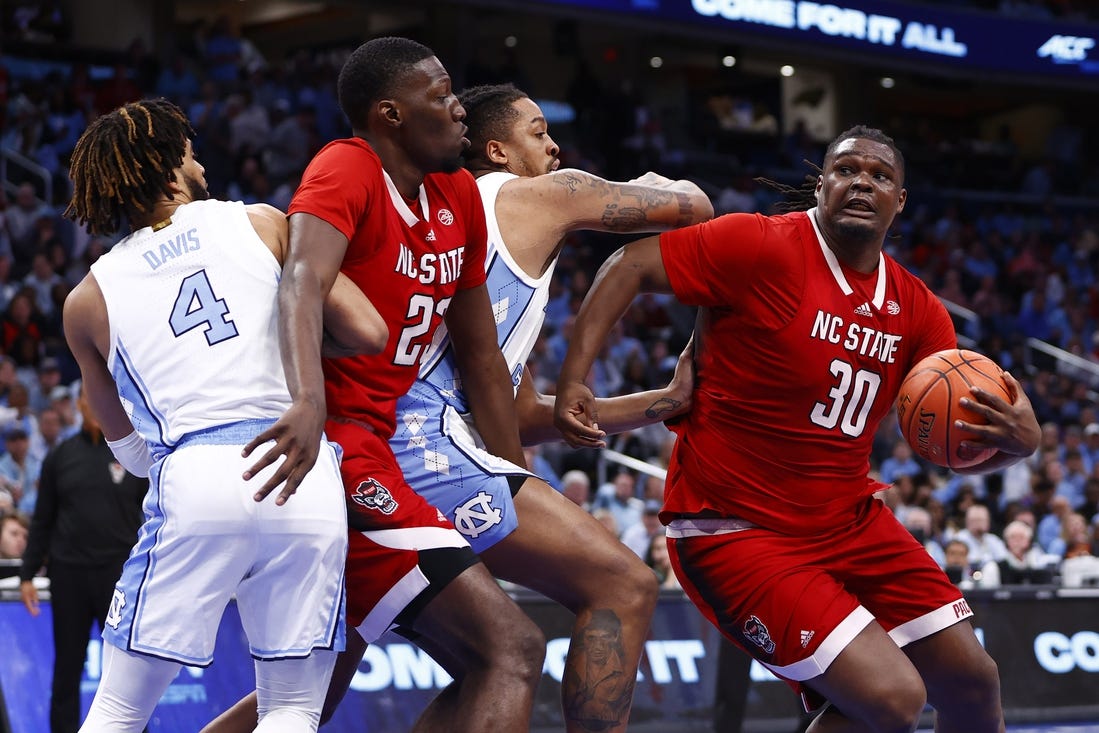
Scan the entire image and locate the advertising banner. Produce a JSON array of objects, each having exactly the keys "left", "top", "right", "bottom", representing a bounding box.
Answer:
[
  {"left": 1, "top": 588, "right": 1097, "bottom": 732},
  {"left": 532, "top": 0, "right": 1099, "bottom": 82}
]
